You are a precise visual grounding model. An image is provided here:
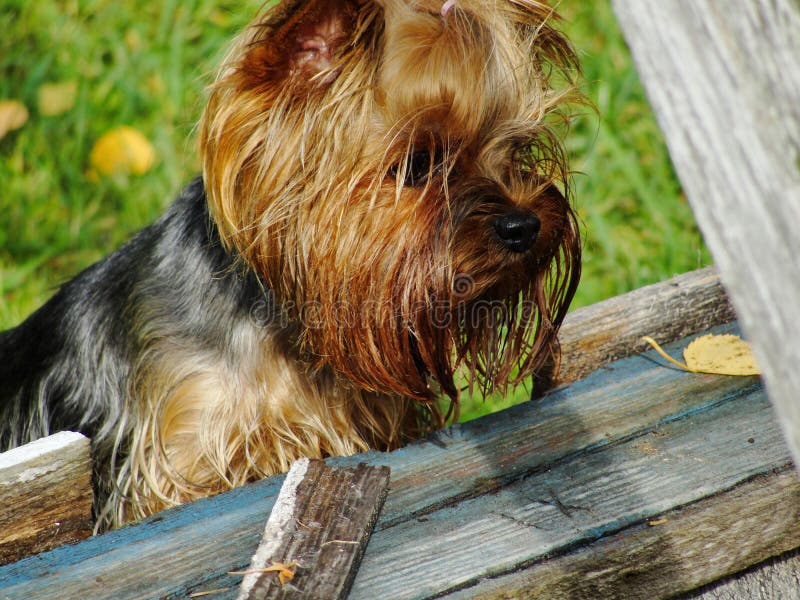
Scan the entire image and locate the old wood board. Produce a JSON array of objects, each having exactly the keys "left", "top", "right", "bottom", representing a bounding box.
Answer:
[
  {"left": 236, "top": 459, "right": 389, "bottom": 599},
  {"left": 556, "top": 266, "right": 734, "bottom": 386},
  {"left": 0, "top": 430, "right": 93, "bottom": 565},
  {"left": 1, "top": 321, "right": 793, "bottom": 598},
  {"left": 0, "top": 270, "right": 791, "bottom": 598},
  {"left": 351, "top": 339, "right": 790, "bottom": 599},
  {"left": 611, "top": 0, "right": 800, "bottom": 466},
  {"left": 686, "top": 548, "right": 800, "bottom": 600}
]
